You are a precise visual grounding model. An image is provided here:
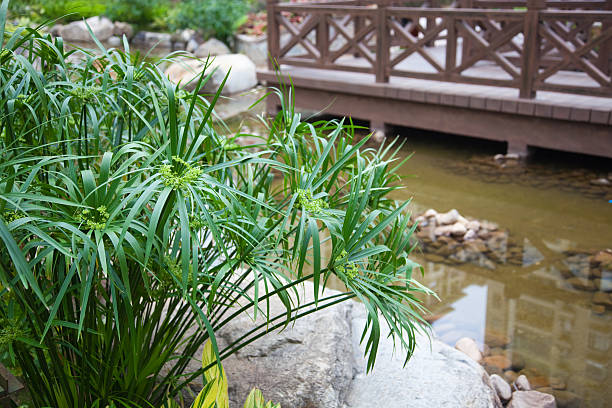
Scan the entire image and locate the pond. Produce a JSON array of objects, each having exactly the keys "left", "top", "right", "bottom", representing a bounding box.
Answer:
[
  {"left": 225, "top": 97, "right": 611, "bottom": 407},
  {"left": 392, "top": 130, "right": 611, "bottom": 408}
]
